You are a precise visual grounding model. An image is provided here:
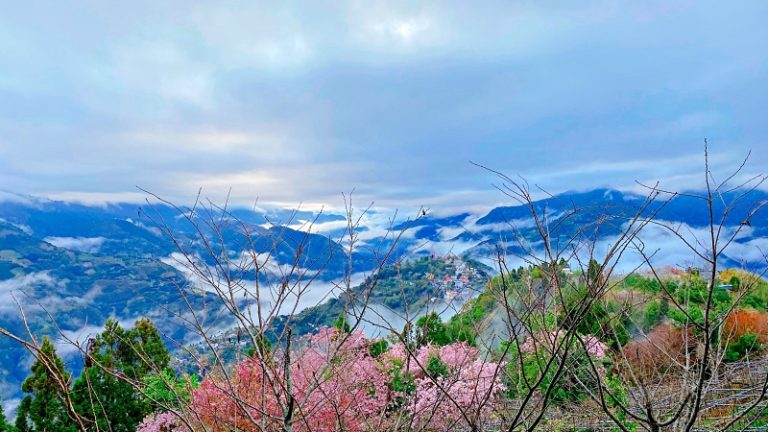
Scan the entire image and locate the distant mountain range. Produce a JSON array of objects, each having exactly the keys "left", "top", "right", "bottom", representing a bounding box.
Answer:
[{"left": 1, "top": 187, "right": 767, "bottom": 408}]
